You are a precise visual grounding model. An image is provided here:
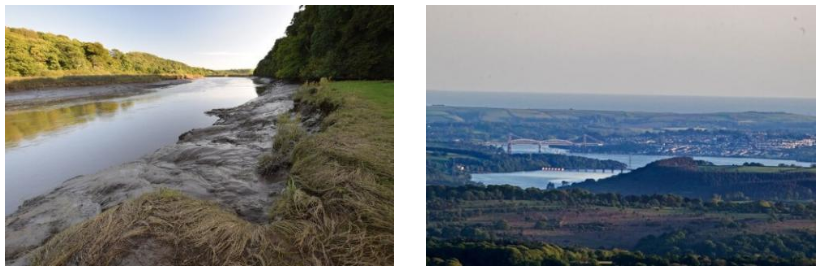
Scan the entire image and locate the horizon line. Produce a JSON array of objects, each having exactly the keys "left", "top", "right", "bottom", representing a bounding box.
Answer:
[{"left": 426, "top": 89, "right": 816, "bottom": 100}]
